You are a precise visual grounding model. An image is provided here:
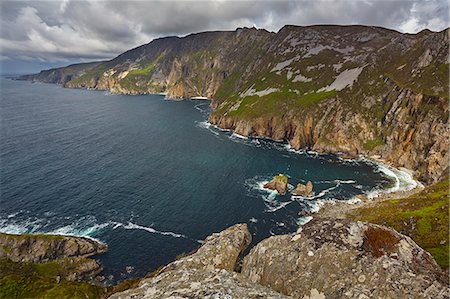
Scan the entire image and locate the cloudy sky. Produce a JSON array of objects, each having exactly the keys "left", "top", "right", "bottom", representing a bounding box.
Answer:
[{"left": 1, "top": 0, "right": 448, "bottom": 74}]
